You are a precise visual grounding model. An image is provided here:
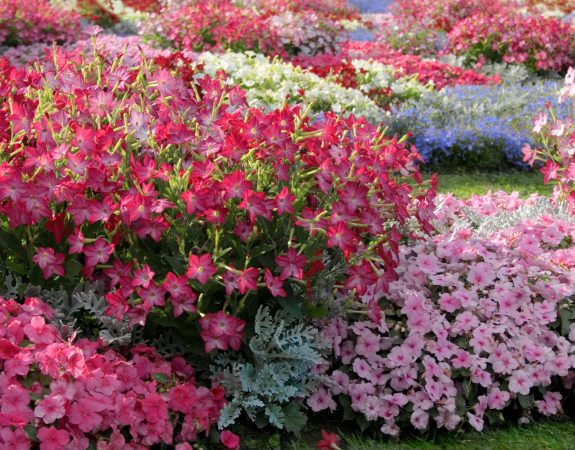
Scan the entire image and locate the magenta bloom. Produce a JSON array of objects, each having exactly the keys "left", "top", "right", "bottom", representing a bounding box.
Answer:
[
  {"left": 275, "top": 248, "right": 306, "bottom": 280},
  {"left": 186, "top": 253, "right": 217, "bottom": 284}
]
